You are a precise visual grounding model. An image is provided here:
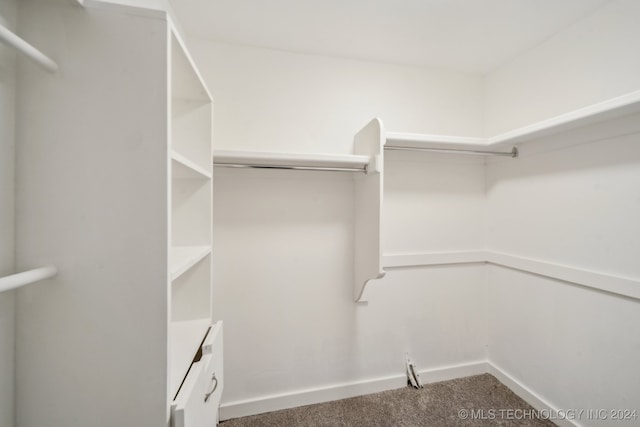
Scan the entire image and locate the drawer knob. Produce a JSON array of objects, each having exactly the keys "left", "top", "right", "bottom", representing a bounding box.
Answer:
[{"left": 204, "top": 373, "right": 218, "bottom": 403}]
